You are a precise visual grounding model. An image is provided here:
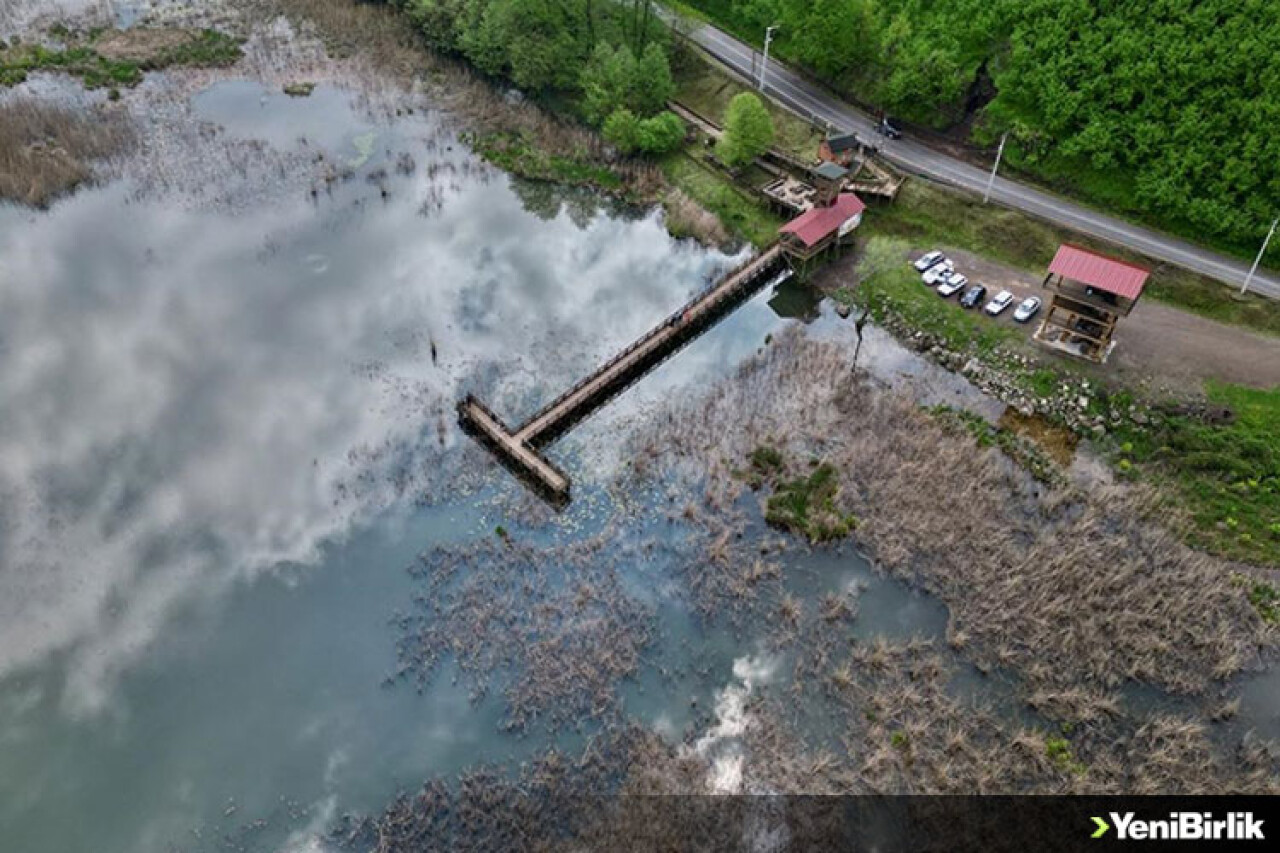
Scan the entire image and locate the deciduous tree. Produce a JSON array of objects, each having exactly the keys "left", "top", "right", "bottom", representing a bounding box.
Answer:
[{"left": 716, "top": 92, "right": 773, "bottom": 167}]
